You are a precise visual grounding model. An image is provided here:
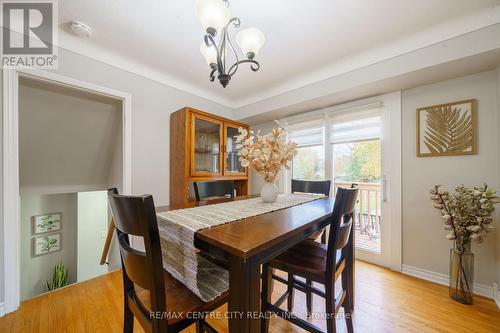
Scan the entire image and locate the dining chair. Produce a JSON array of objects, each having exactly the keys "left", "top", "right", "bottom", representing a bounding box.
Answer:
[
  {"left": 261, "top": 186, "right": 359, "bottom": 333},
  {"left": 291, "top": 179, "right": 332, "bottom": 244},
  {"left": 193, "top": 180, "right": 235, "bottom": 201},
  {"left": 107, "top": 188, "right": 227, "bottom": 333}
]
